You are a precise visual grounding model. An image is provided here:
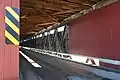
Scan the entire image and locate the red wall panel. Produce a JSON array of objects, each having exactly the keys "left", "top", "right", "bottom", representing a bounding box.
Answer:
[
  {"left": 0, "top": 0, "right": 19, "bottom": 80},
  {"left": 69, "top": 1, "right": 120, "bottom": 60}
]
